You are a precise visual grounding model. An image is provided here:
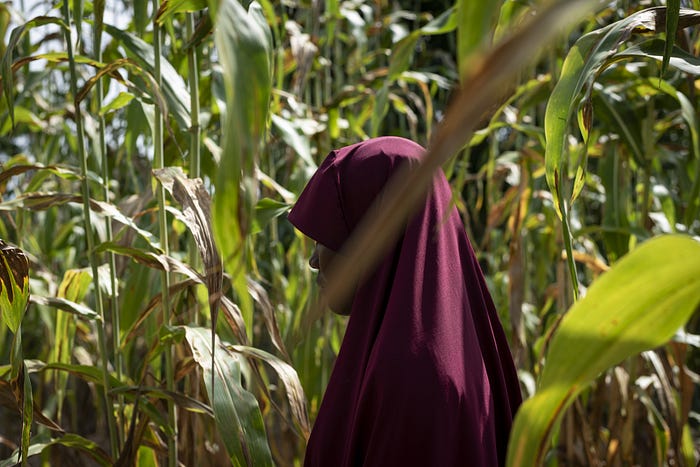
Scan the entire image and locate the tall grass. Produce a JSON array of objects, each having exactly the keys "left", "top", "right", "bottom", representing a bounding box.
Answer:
[{"left": 0, "top": 0, "right": 699, "bottom": 465}]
